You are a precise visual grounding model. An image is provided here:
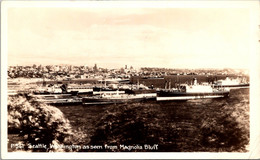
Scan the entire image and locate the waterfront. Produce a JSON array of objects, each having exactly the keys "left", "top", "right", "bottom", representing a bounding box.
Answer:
[{"left": 7, "top": 73, "right": 250, "bottom": 152}]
